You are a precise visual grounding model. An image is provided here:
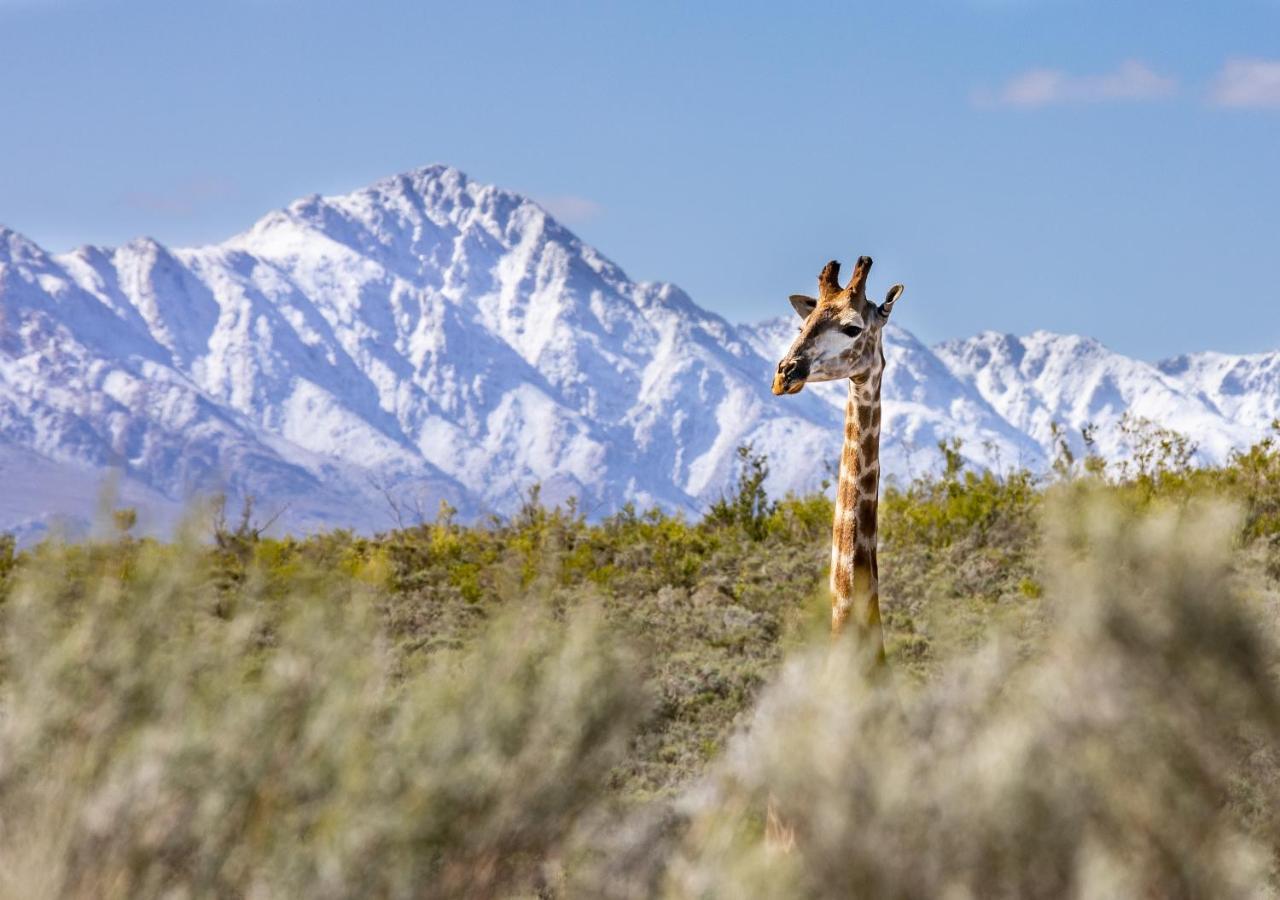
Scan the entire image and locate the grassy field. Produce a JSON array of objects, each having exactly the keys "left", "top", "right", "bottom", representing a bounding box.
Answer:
[{"left": 2, "top": 421, "right": 1280, "bottom": 898}]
